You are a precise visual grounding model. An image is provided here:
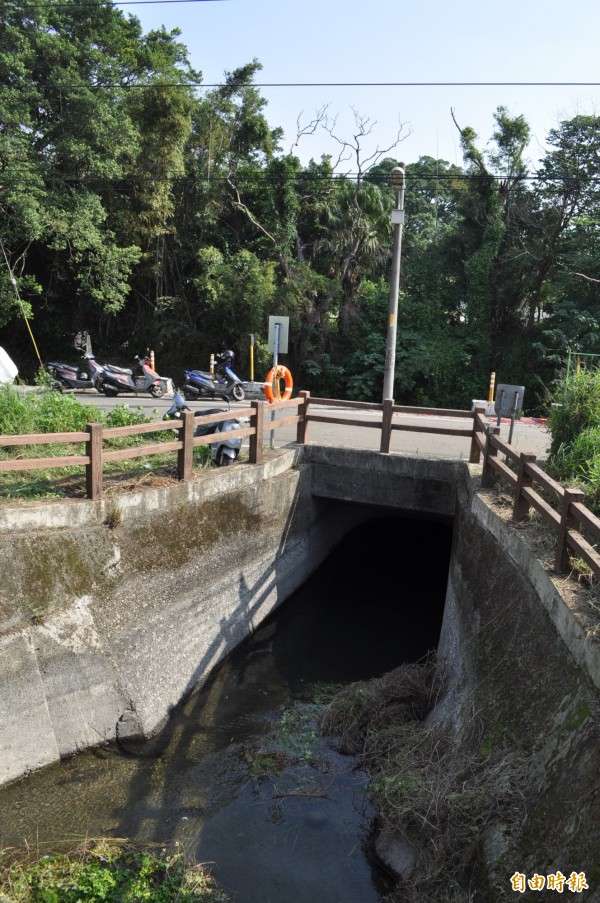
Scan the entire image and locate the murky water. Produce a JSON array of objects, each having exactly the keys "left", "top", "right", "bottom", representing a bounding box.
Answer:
[{"left": 0, "top": 516, "right": 451, "bottom": 902}]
